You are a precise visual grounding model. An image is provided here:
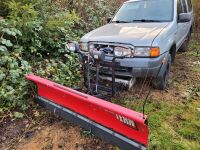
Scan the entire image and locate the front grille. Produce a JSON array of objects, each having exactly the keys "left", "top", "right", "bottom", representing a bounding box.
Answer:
[
  {"left": 89, "top": 42, "right": 134, "bottom": 57},
  {"left": 89, "top": 42, "right": 134, "bottom": 77},
  {"left": 90, "top": 43, "right": 114, "bottom": 56}
]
